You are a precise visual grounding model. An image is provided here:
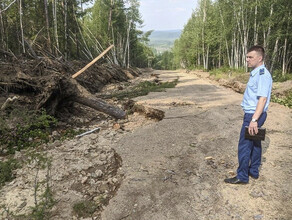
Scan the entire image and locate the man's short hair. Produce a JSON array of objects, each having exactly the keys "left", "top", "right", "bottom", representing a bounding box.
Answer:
[{"left": 248, "top": 45, "right": 265, "bottom": 59}]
